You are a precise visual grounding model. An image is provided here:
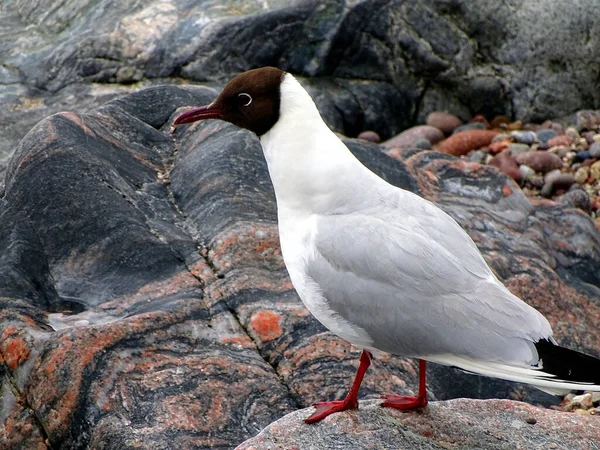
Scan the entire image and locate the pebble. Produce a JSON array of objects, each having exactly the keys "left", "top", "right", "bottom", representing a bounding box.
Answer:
[
  {"left": 357, "top": 130, "right": 381, "bottom": 143},
  {"left": 590, "top": 161, "right": 600, "bottom": 180},
  {"left": 453, "top": 122, "right": 488, "bottom": 134},
  {"left": 576, "top": 110, "right": 600, "bottom": 130},
  {"left": 489, "top": 150, "right": 522, "bottom": 182},
  {"left": 574, "top": 166, "right": 589, "bottom": 184},
  {"left": 492, "top": 133, "right": 512, "bottom": 143},
  {"left": 570, "top": 393, "right": 593, "bottom": 409},
  {"left": 490, "top": 116, "right": 510, "bottom": 128},
  {"left": 550, "top": 173, "right": 575, "bottom": 190},
  {"left": 489, "top": 140, "right": 511, "bottom": 154},
  {"left": 514, "top": 151, "right": 563, "bottom": 173},
  {"left": 381, "top": 125, "right": 444, "bottom": 149},
  {"left": 557, "top": 189, "right": 590, "bottom": 211},
  {"left": 589, "top": 141, "right": 600, "bottom": 158},
  {"left": 575, "top": 150, "right": 591, "bottom": 162},
  {"left": 529, "top": 175, "right": 545, "bottom": 188},
  {"left": 414, "top": 138, "right": 431, "bottom": 150},
  {"left": 437, "top": 129, "right": 498, "bottom": 156},
  {"left": 541, "top": 181, "right": 554, "bottom": 198},
  {"left": 519, "top": 164, "right": 535, "bottom": 181},
  {"left": 583, "top": 131, "right": 596, "bottom": 145},
  {"left": 565, "top": 127, "right": 580, "bottom": 140},
  {"left": 468, "top": 150, "right": 487, "bottom": 164},
  {"left": 544, "top": 169, "right": 563, "bottom": 184},
  {"left": 546, "top": 135, "right": 573, "bottom": 148},
  {"left": 426, "top": 112, "right": 463, "bottom": 134},
  {"left": 507, "top": 120, "right": 523, "bottom": 131},
  {"left": 510, "top": 130, "right": 537, "bottom": 145},
  {"left": 537, "top": 129, "right": 558, "bottom": 146},
  {"left": 507, "top": 143, "right": 530, "bottom": 155}
]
